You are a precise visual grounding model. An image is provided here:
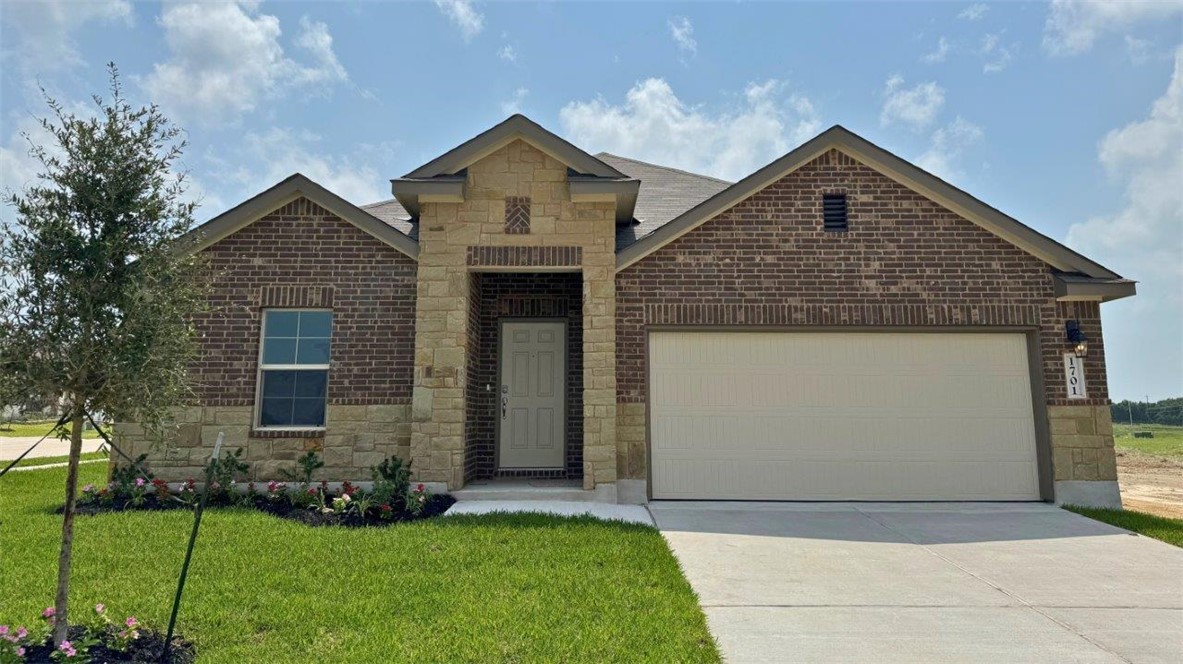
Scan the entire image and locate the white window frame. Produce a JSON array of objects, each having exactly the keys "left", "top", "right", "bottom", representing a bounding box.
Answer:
[{"left": 254, "top": 308, "right": 333, "bottom": 431}]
